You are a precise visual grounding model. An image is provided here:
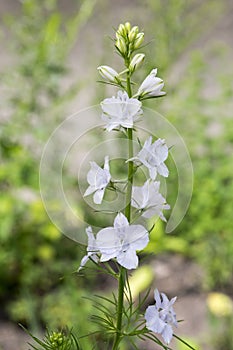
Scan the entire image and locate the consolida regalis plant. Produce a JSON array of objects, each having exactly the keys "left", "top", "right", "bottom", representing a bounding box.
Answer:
[
  {"left": 29, "top": 22, "right": 195, "bottom": 350},
  {"left": 78, "top": 22, "right": 195, "bottom": 350}
]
